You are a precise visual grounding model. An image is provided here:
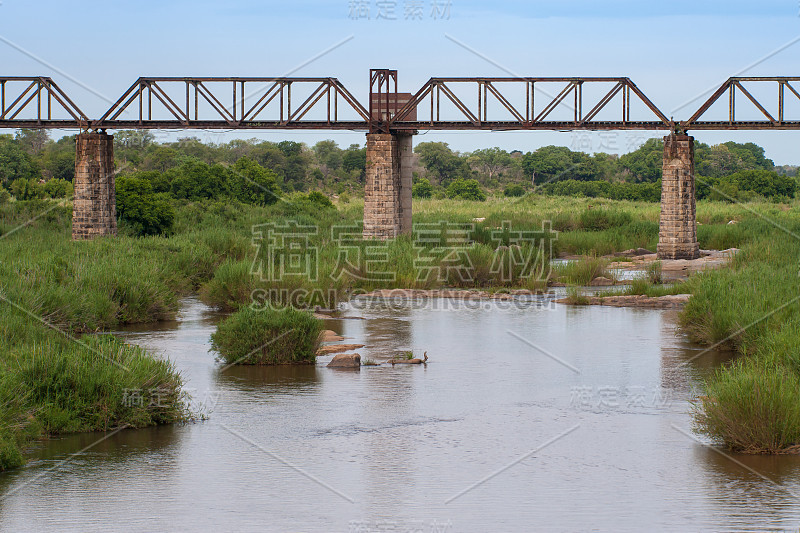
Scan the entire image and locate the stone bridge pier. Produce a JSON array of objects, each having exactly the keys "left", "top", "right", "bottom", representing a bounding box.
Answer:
[
  {"left": 657, "top": 133, "right": 700, "bottom": 260},
  {"left": 363, "top": 133, "right": 413, "bottom": 240},
  {"left": 72, "top": 132, "right": 117, "bottom": 240}
]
